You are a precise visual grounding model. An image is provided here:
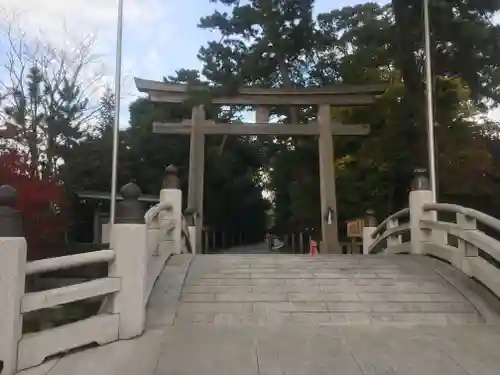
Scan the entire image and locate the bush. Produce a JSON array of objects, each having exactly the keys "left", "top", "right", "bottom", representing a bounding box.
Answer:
[{"left": 0, "top": 151, "right": 67, "bottom": 259}]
